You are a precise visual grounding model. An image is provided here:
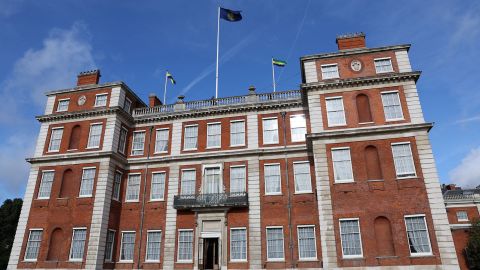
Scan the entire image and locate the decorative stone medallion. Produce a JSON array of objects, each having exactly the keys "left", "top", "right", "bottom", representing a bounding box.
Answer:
[
  {"left": 350, "top": 59, "right": 362, "bottom": 72},
  {"left": 78, "top": 95, "right": 86, "bottom": 106}
]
